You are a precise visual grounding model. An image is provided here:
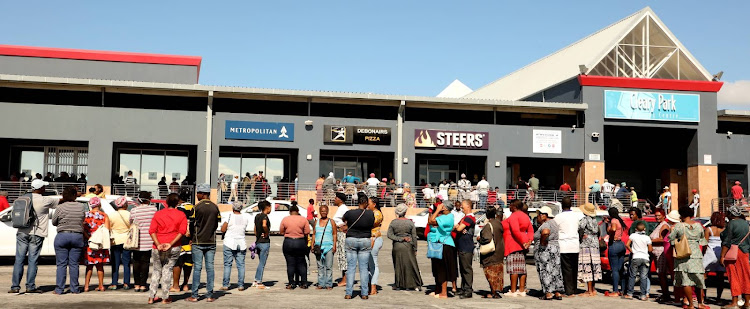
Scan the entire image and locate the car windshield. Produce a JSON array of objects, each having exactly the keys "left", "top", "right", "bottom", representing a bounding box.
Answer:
[{"left": 418, "top": 209, "right": 429, "bottom": 216}]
